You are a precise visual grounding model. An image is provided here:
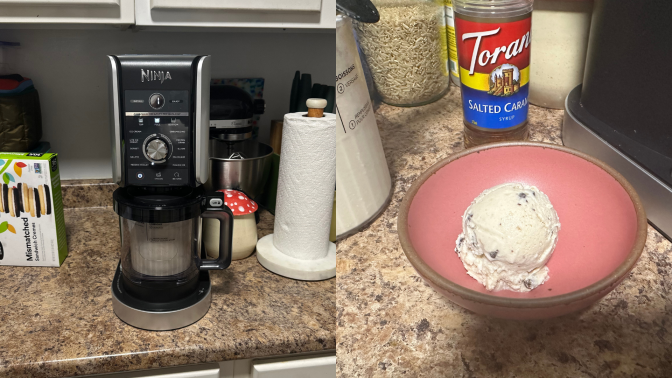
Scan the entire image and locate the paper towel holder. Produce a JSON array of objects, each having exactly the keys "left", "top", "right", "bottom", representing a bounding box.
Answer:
[
  {"left": 256, "top": 237, "right": 337, "bottom": 281},
  {"left": 256, "top": 99, "right": 336, "bottom": 281}
]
